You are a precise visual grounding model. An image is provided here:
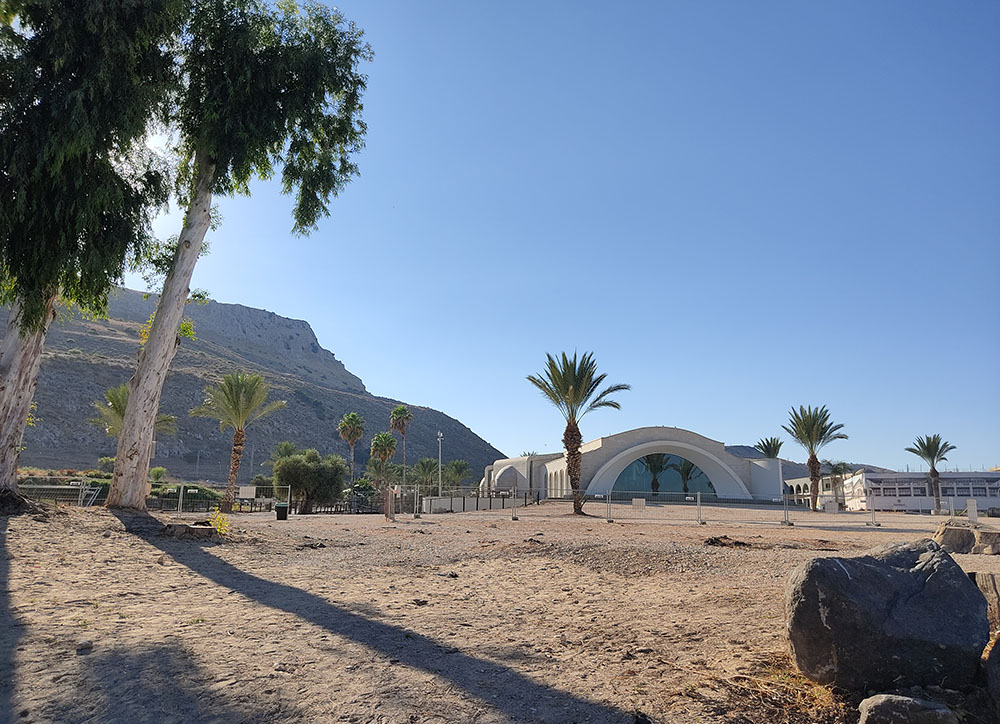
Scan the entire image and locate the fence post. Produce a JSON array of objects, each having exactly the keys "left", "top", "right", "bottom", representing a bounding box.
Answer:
[
  {"left": 413, "top": 485, "right": 421, "bottom": 519},
  {"left": 178, "top": 484, "right": 185, "bottom": 513},
  {"left": 511, "top": 486, "right": 518, "bottom": 521},
  {"left": 781, "top": 491, "right": 794, "bottom": 526},
  {"left": 868, "top": 502, "right": 880, "bottom": 527},
  {"left": 606, "top": 492, "right": 613, "bottom": 523},
  {"left": 949, "top": 497, "right": 955, "bottom": 519},
  {"left": 697, "top": 491, "right": 705, "bottom": 525}
]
